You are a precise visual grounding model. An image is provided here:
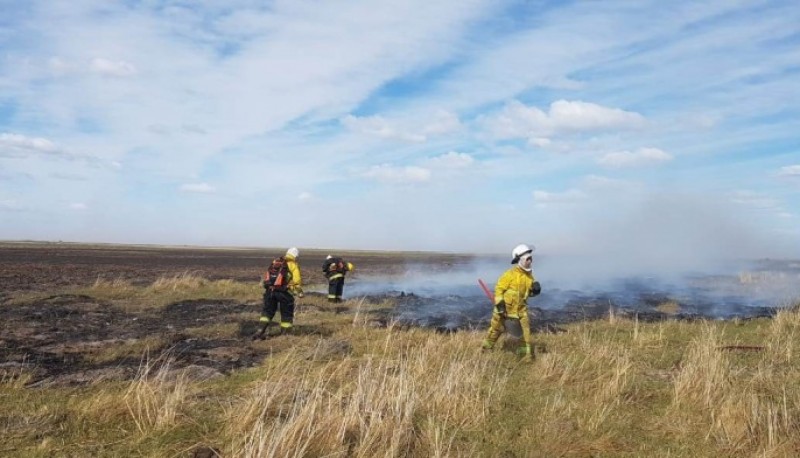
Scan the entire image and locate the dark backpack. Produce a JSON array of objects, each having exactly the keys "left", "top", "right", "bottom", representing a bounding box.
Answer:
[
  {"left": 264, "top": 257, "right": 292, "bottom": 291},
  {"left": 324, "top": 257, "right": 346, "bottom": 275}
]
